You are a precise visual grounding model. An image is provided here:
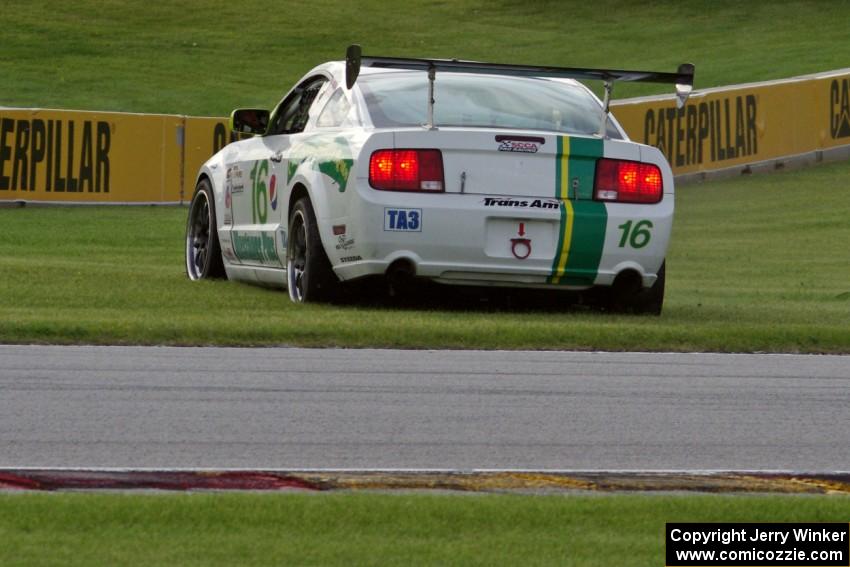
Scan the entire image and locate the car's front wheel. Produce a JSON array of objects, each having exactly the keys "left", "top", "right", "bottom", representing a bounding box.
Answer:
[
  {"left": 287, "top": 197, "right": 339, "bottom": 303},
  {"left": 185, "top": 179, "right": 225, "bottom": 280}
]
